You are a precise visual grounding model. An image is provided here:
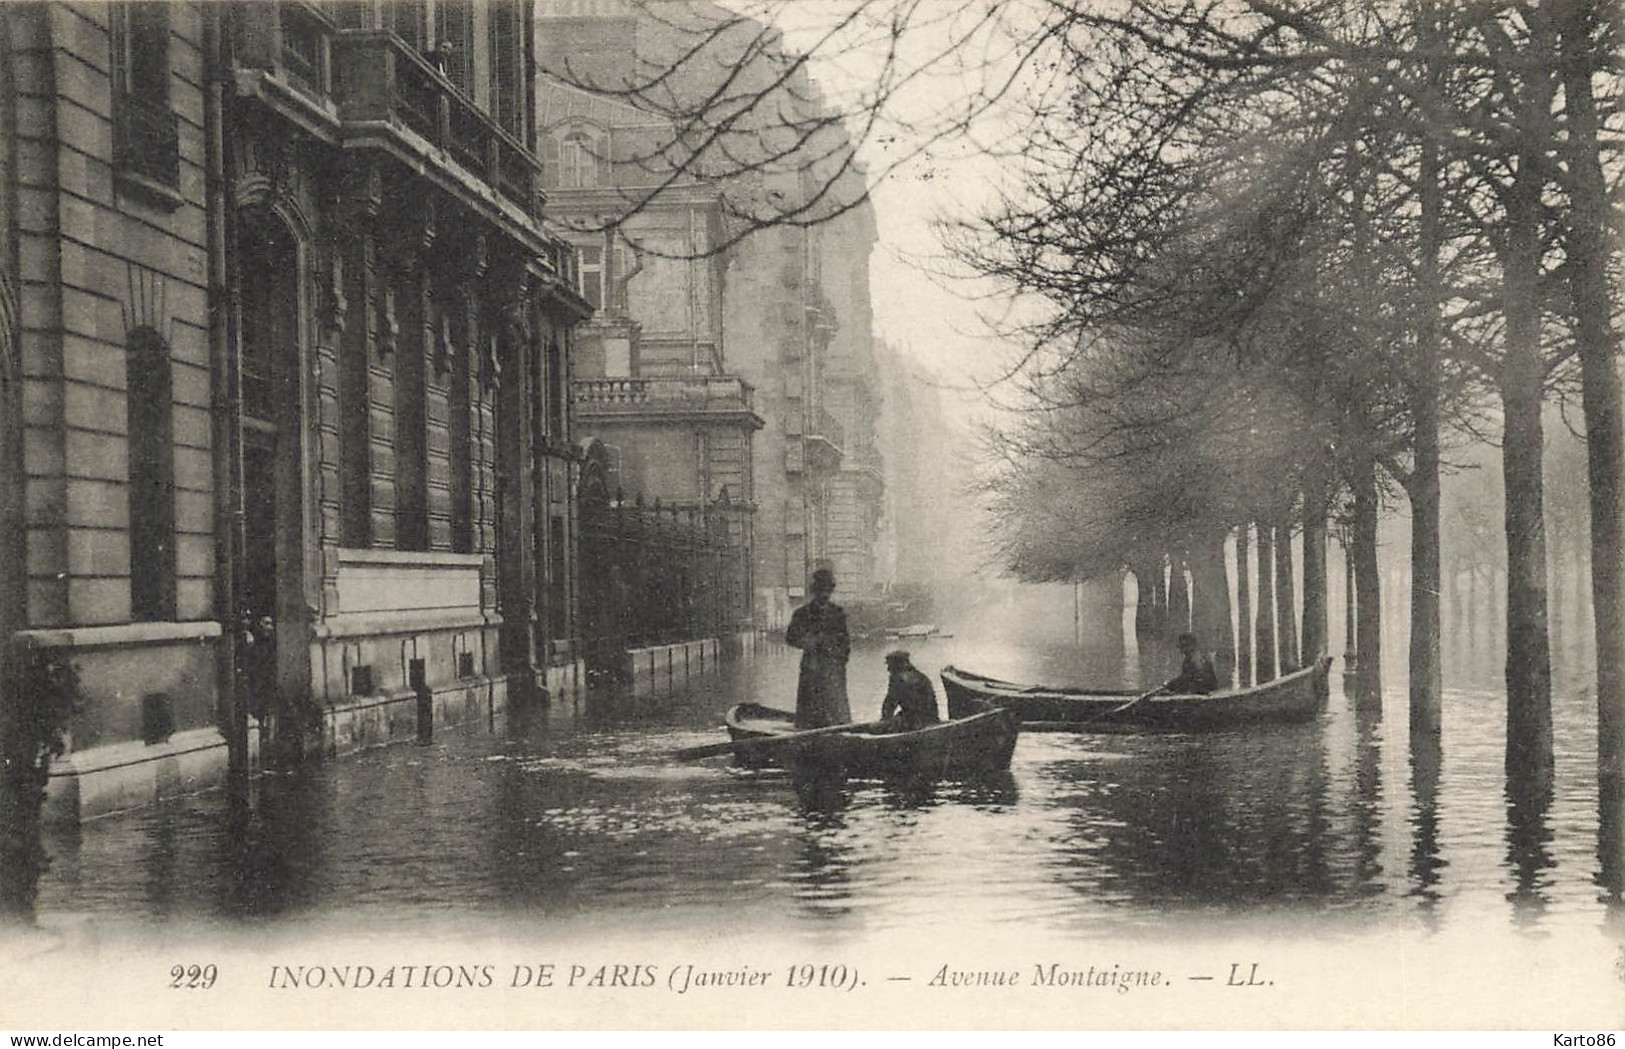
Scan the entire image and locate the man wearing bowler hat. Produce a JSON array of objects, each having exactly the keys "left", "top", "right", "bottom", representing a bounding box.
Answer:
[{"left": 784, "top": 567, "right": 852, "bottom": 728}]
